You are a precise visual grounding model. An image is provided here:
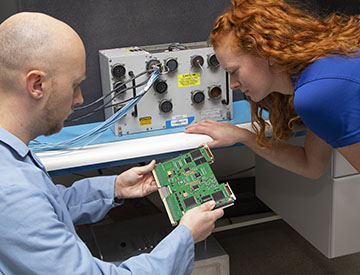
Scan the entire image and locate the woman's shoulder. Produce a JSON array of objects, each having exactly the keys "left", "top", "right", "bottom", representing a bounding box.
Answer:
[{"left": 295, "top": 54, "right": 360, "bottom": 90}]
